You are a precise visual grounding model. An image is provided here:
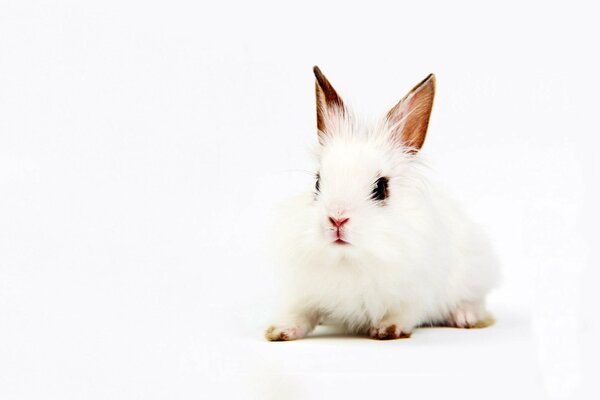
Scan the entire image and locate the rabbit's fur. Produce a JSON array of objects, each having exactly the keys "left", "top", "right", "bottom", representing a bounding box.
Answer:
[{"left": 266, "top": 67, "right": 499, "bottom": 341}]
